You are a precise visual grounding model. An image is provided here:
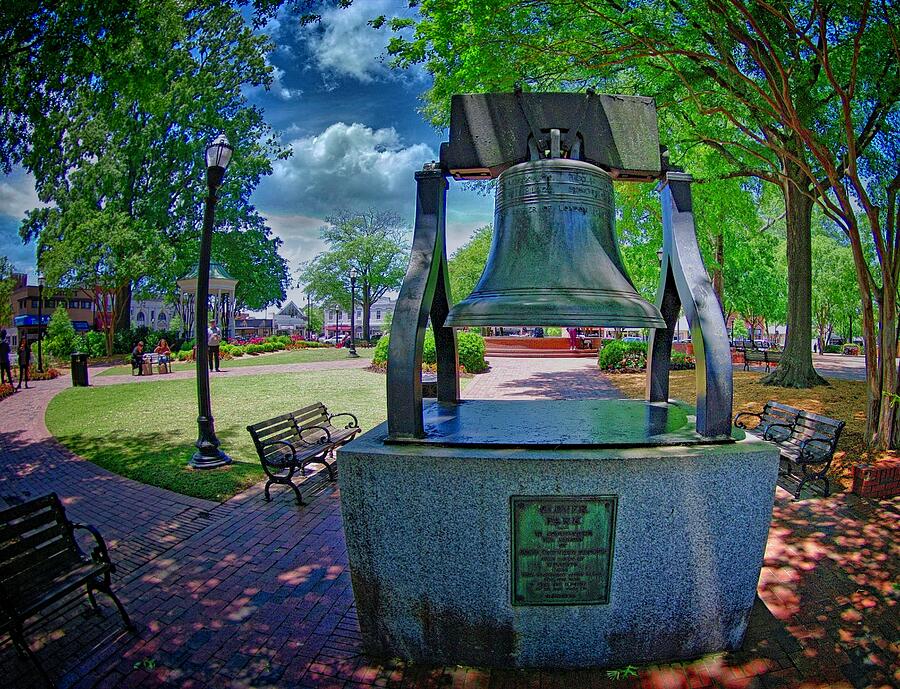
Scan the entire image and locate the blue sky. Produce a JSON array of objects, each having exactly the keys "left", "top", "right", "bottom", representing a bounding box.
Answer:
[{"left": 0, "top": 1, "right": 493, "bottom": 310}]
